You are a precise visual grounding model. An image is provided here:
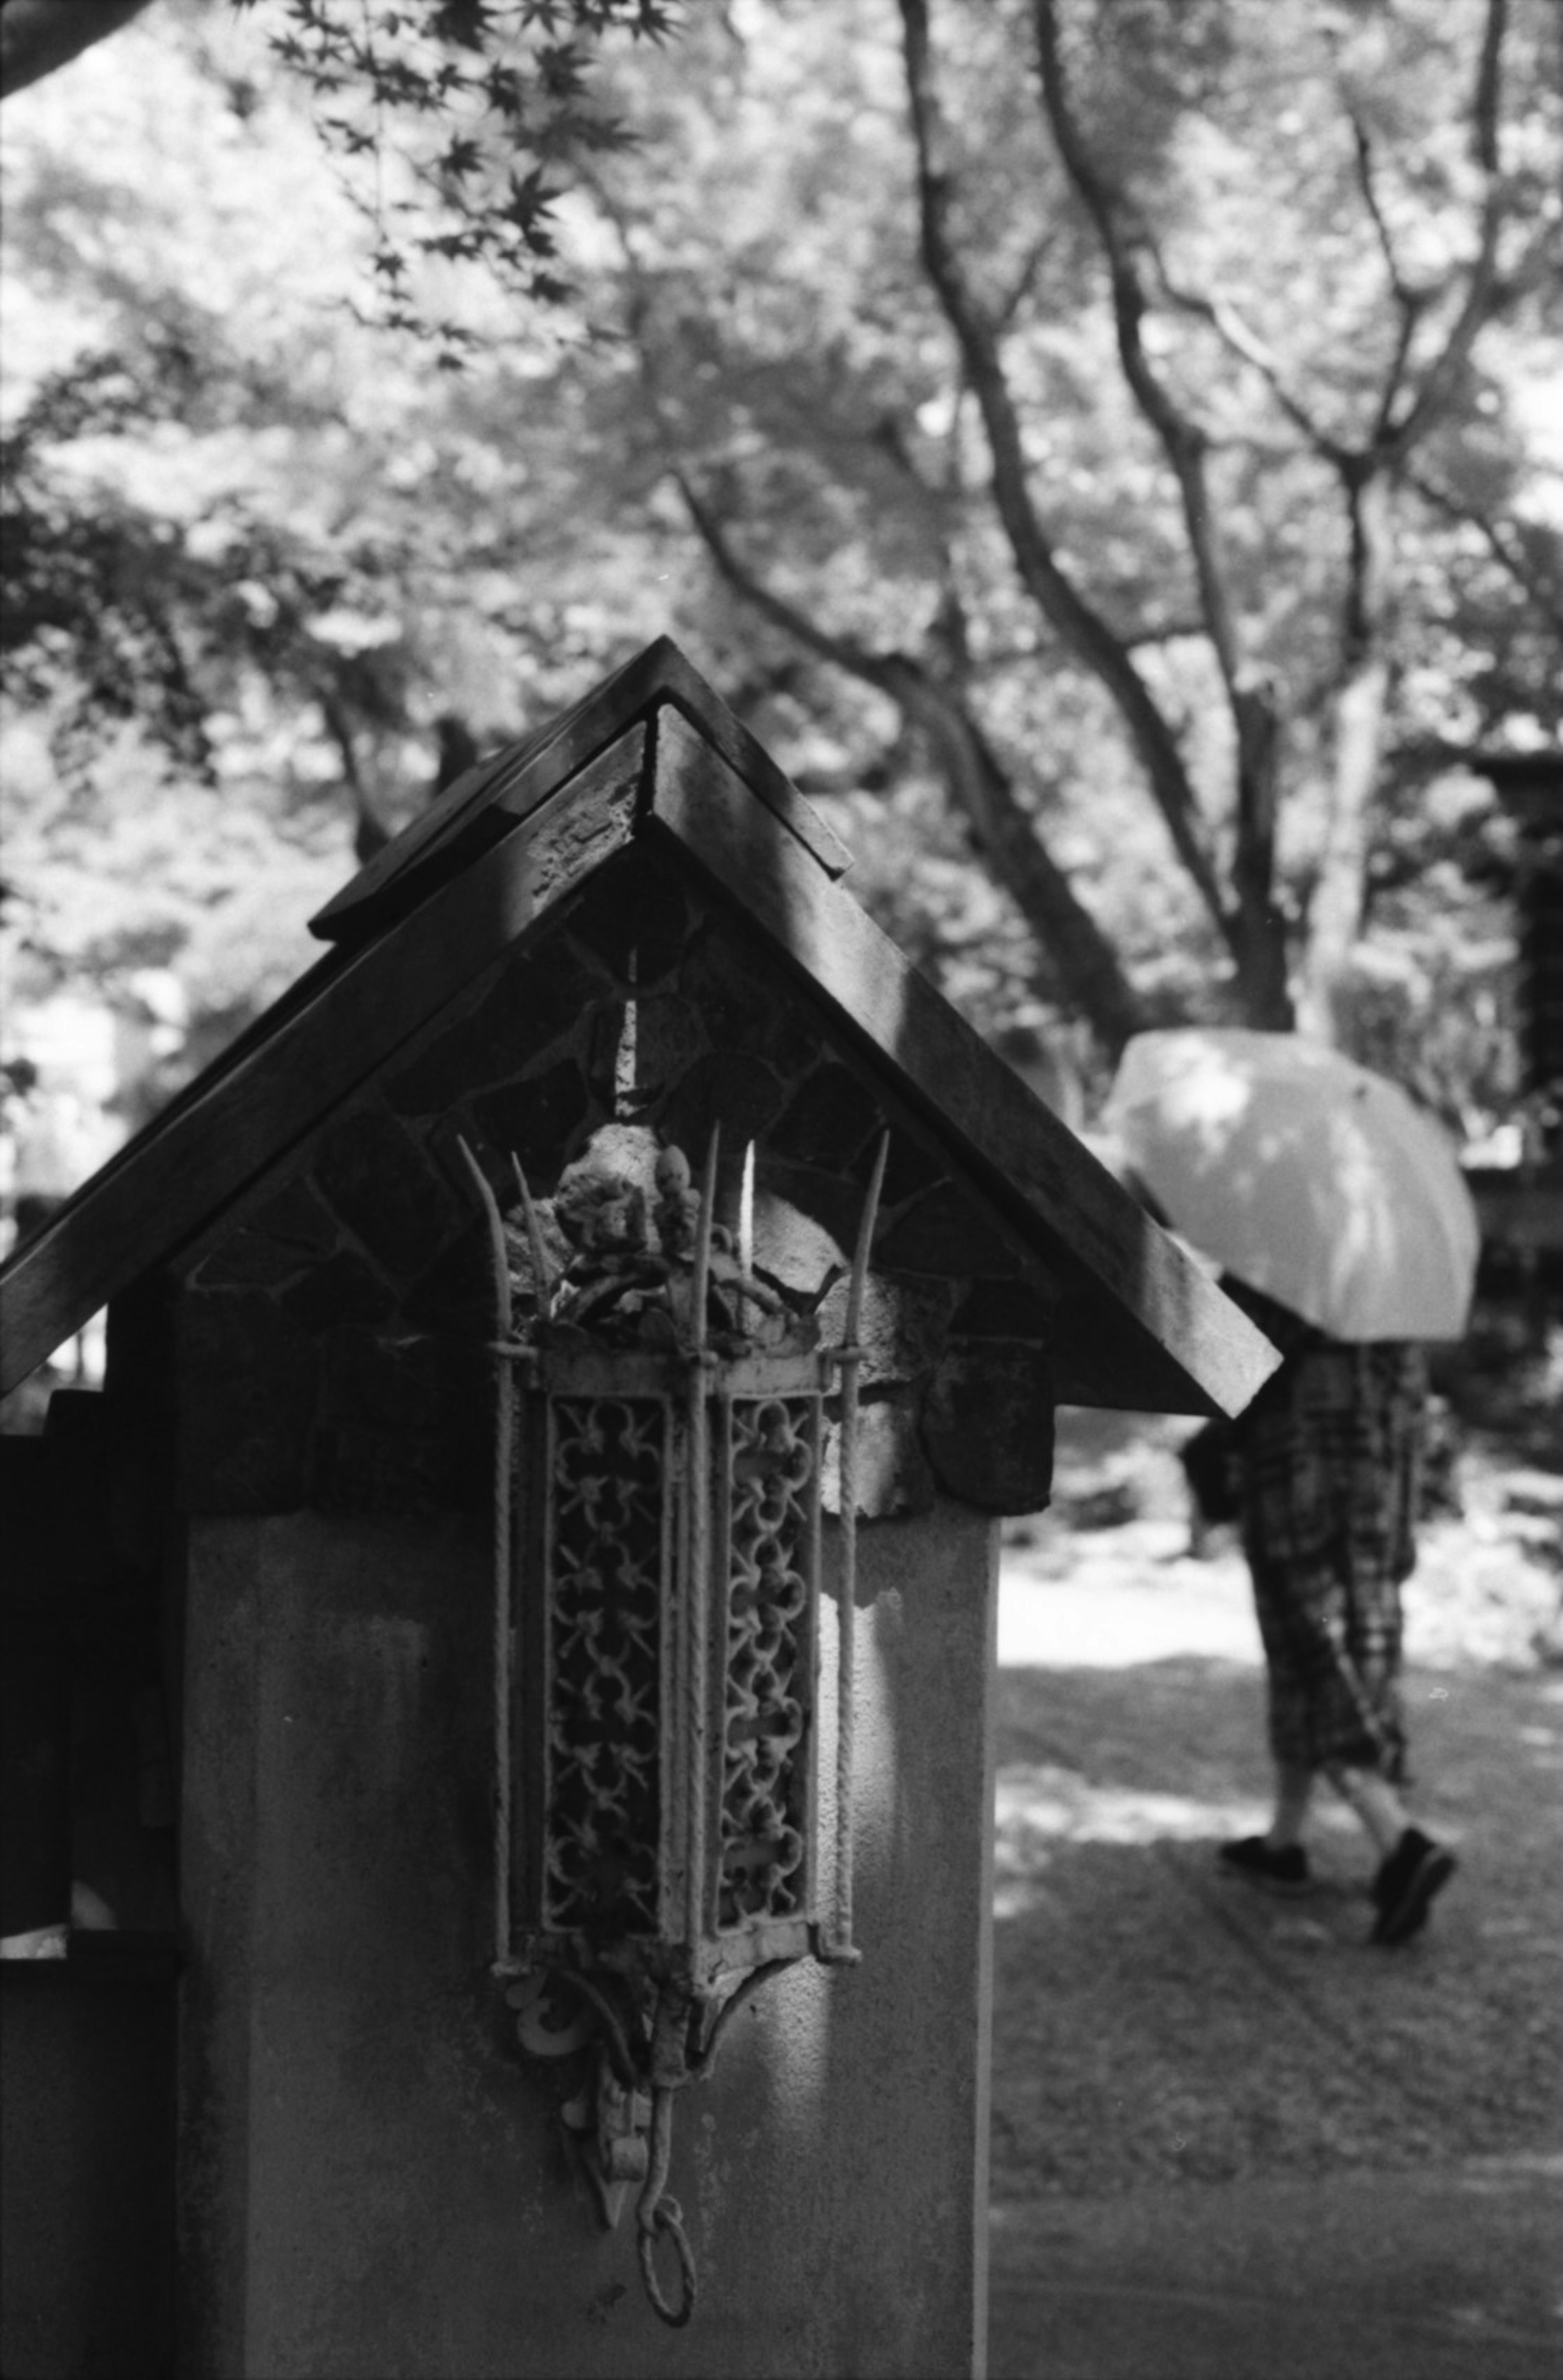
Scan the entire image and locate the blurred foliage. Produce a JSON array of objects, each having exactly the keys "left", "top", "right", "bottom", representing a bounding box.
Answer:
[{"left": 0, "top": 0, "right": 1559, "bottom": 1168}]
